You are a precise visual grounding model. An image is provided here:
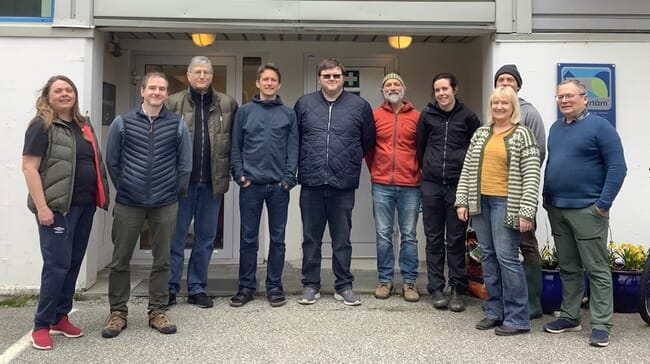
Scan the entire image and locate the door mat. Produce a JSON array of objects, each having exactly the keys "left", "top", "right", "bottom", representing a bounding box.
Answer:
[{"left": 131, "top": 278, "right": 238, "bottom": 297}]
